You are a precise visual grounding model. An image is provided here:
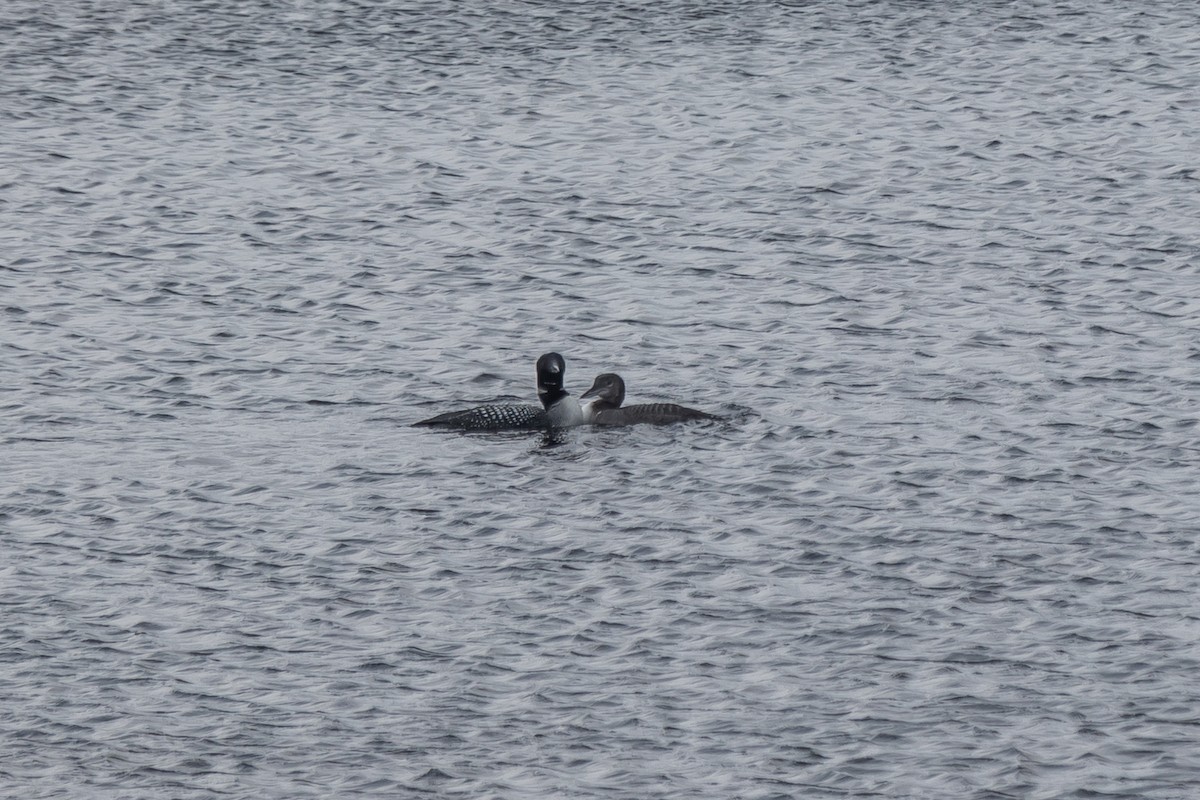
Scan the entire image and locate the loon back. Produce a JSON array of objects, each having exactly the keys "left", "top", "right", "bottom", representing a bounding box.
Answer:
[
  {"left": 580, "top": 372, "right": 720, "bottom": 427},
  {"left": 414, "top": 352, "right": 584, "bottom": 430},
  {"left": 600, "top": 402, "right": 718, "bottom": 426},
  {"left": 412, "top": 404, "right": 549, "bottom": 430}
]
